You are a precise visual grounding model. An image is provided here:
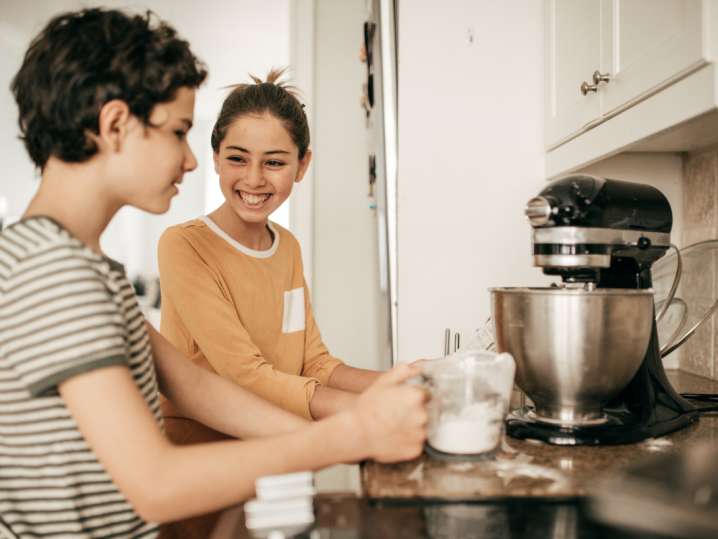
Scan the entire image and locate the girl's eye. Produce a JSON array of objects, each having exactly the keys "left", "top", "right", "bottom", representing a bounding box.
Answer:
[
  {"left": 174, "top": 130, "right": 187, "bottom": 140},
  {"left": 227, "top": 156, "right": 246, "bottom": 163}
]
